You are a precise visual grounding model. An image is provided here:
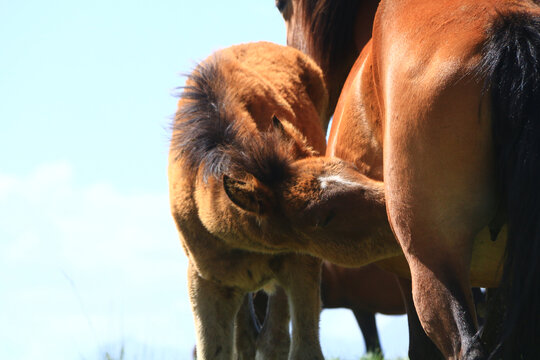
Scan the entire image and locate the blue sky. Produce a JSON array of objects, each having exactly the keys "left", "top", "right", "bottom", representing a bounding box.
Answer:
[{"left": 0, "top": 1, "right": 408, "bottom": 359}]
